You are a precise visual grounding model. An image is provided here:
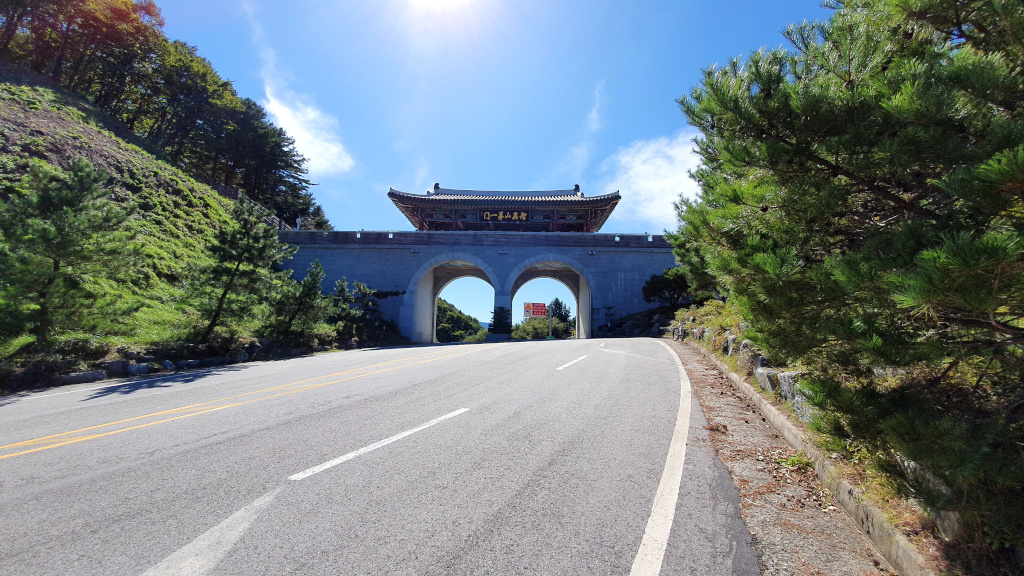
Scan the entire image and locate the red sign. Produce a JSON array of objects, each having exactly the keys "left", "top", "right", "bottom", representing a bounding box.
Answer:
[{"left": 524, "top": 303, "right": 547, "bottom": 317}]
